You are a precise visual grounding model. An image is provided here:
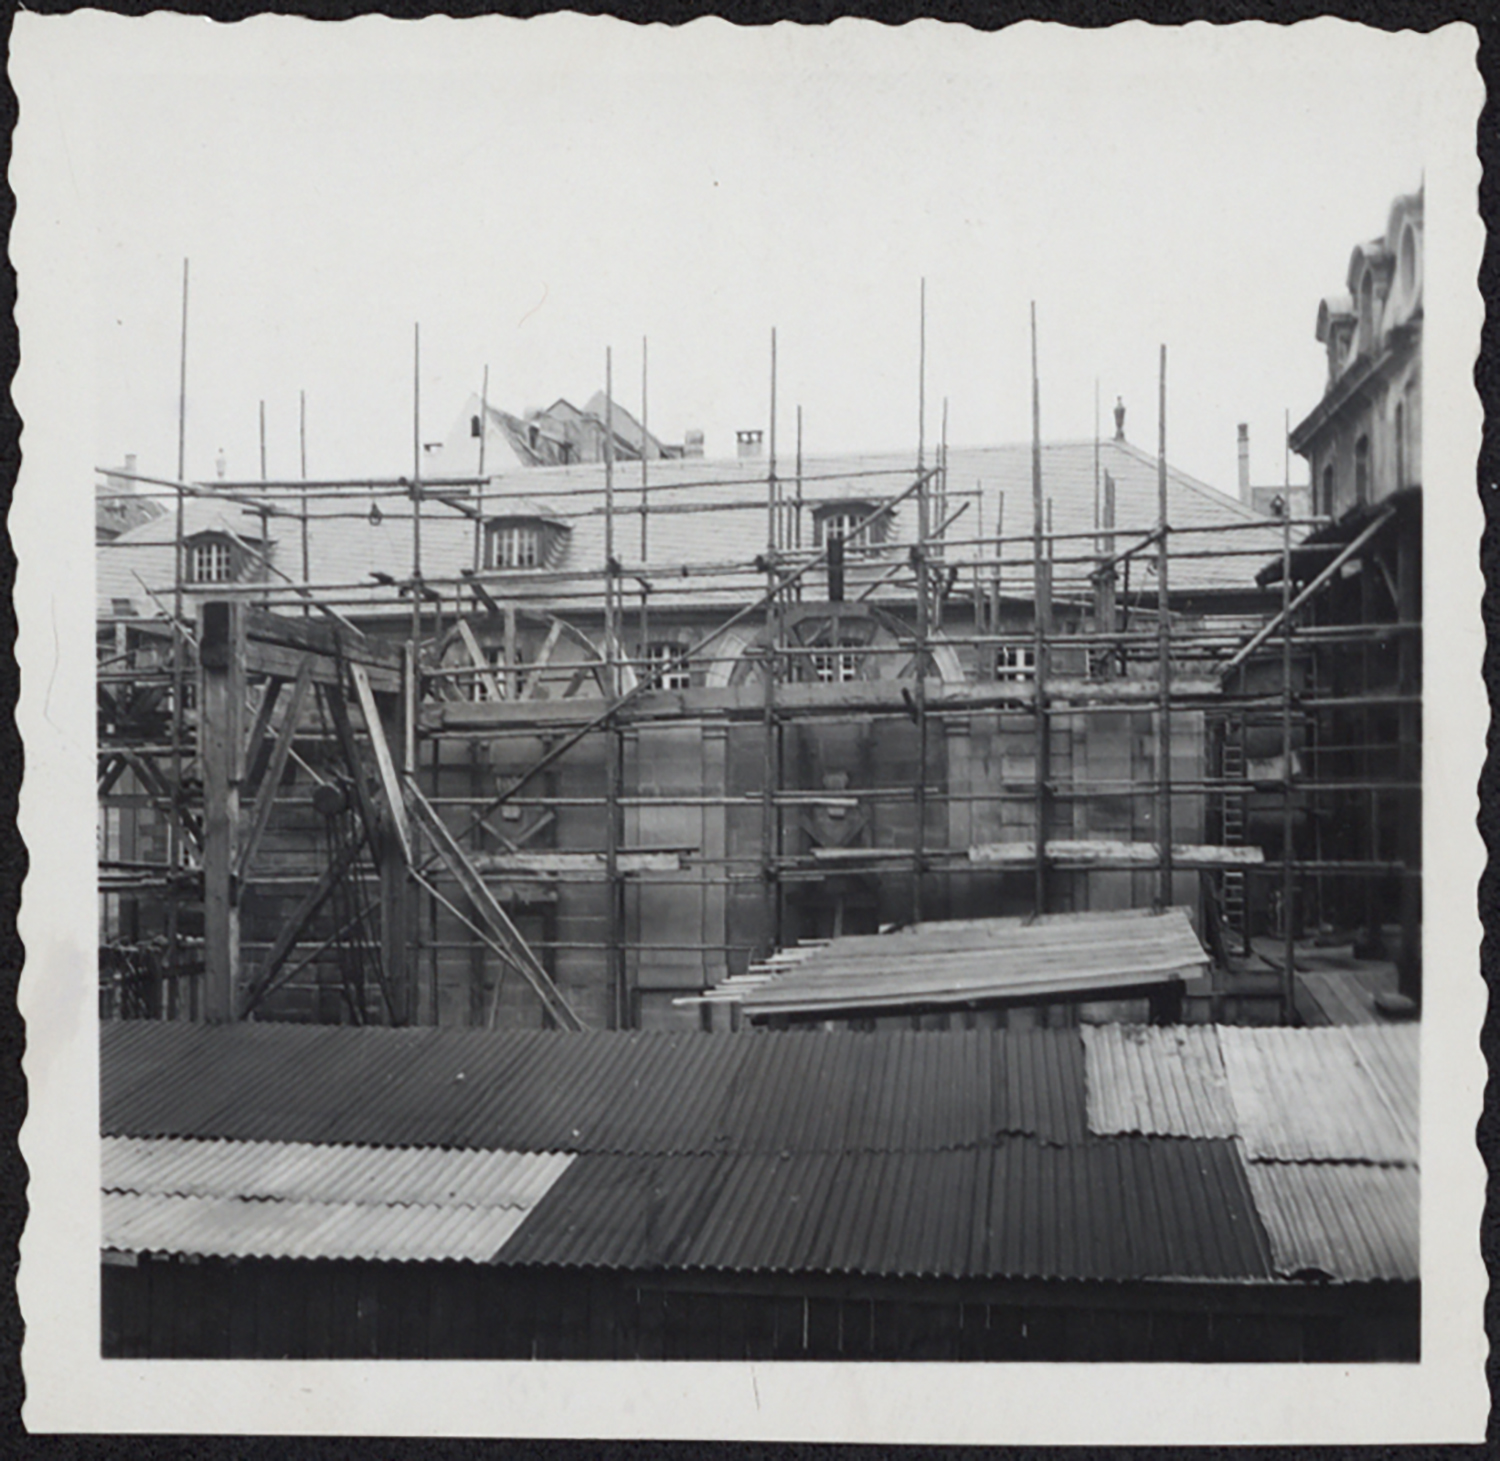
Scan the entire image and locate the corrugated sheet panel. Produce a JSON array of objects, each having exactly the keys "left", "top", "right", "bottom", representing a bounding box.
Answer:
[
  {"left": 1083, "top": 1025, "right": 1237, "bottom": 1138},
  {"left": 1218, "top": 1026, "right": 1416, "bottom": 1164},
  {"left": 101, "top": 1022, "right": 1088, "bottom": 1154},
  {"left": 495, "top": 1138, "right": 1273, "bottom": 1282},
  {"left": 1343, "top": 1024, "right": 1420, "bottom": 1158},
  {"left": 709, "top": 908, "right": 1207, "bottom": 1017},
  {"left": 1243, "top": 1162, "right": 1418, "bottom": 1281},
  {"left": 102, "top": 1137, "right": 573, "bottom": 1209},
  {"left": 102, "top": 1191, "right": 539, "bottom": 1264}
]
